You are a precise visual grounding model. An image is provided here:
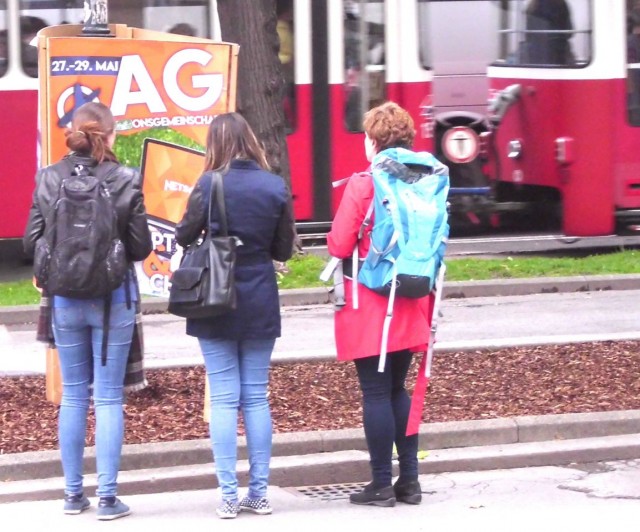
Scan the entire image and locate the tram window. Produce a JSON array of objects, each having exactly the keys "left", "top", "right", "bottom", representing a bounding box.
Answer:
[
  {"left": 627, "top": 3, "right": 640, "bottom": 125},
  {"left": 20, "top": 14, "right": 46, "bottom": 77},
  {"left": 16, "top": 1, "right": 212, "bottom": 77},
  {"left": 492, "top": 0, "right": 592, "bottom": 68},
  {"left": 416, "top": 1, "right": 498, "bottom": 72},
  {"left": 277, "top": 0, "right": 296, "bottom": 133},
  {"left": 137, "top": 1, "right": 211, "bottom": 37},
  {"left": 0, "top": 15, "right": 6, "bottom": 78},
  {"left": 344, "top": 0, "right": 386, "bottom": 132}
]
